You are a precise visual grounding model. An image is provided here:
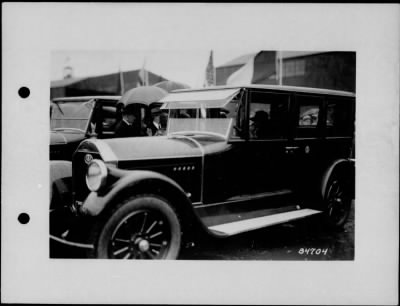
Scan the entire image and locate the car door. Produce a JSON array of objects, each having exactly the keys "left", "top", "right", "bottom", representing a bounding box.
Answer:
[
  {"left": 203, "top": 90, "right": 293, "bottom": 205},
  {"left": 244, "top": 90, "right": 292, "bottom": 196},
  {"left": 287, "top": 94, "right": 325, "bottom": 198},
  {"left": 201, "top": 95, "right": 249, "bottom": 203}
]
